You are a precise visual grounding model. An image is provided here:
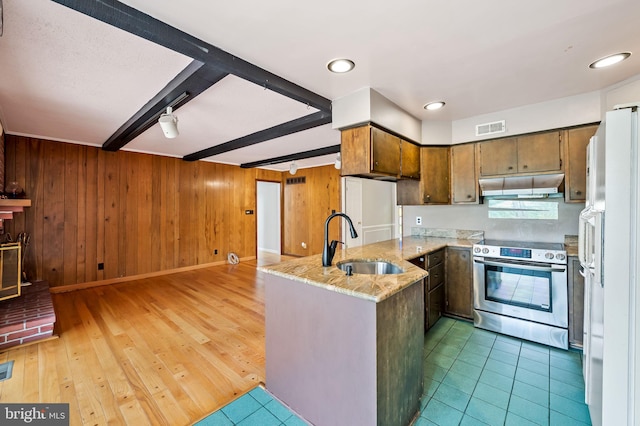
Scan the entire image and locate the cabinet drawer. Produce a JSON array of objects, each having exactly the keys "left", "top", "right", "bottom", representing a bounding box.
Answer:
[
  {"left": 427, "top": 249, "right": 445, "bottom": 268},
  {"left": 427, "top": 262, "right": 445, "bottom": 291}
]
